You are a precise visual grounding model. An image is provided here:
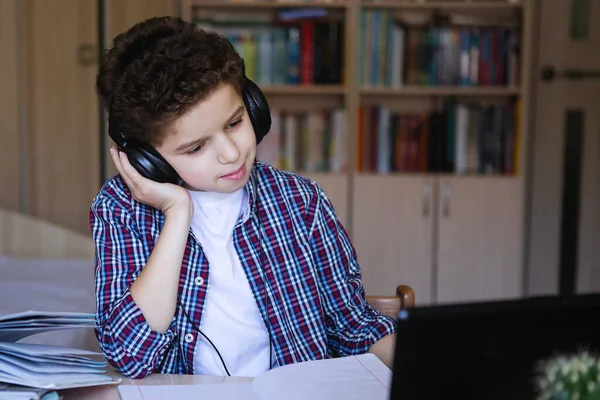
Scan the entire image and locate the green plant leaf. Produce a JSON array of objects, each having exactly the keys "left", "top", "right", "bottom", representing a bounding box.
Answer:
[{"left": 582, "top": 390, "right": 600, "bottom": 400}]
